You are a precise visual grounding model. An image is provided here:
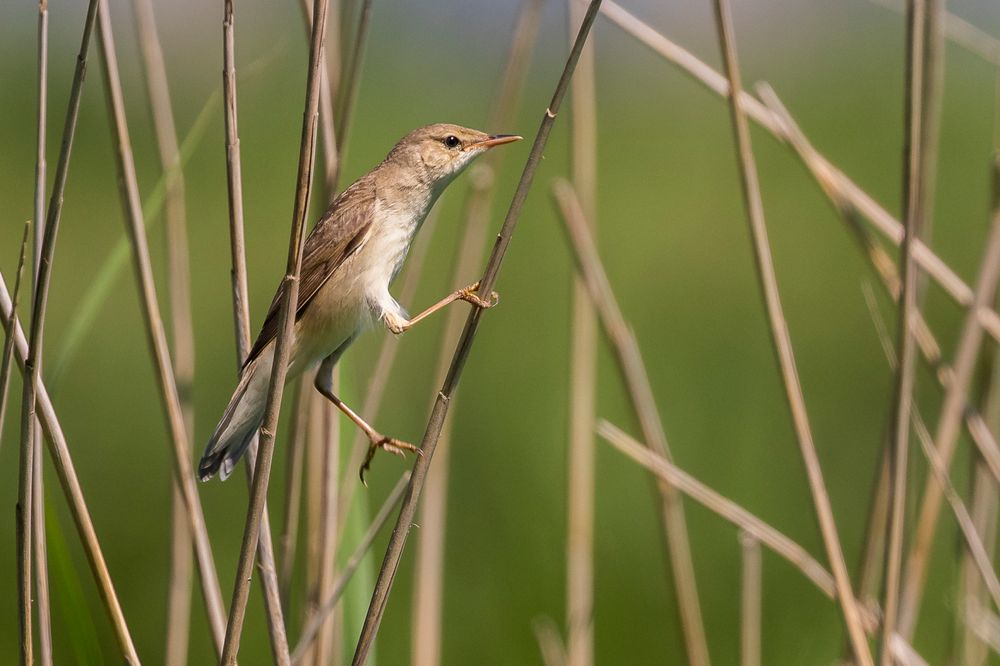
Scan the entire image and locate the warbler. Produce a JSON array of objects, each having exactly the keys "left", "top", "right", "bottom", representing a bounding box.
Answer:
[{"left": 199, "top": 123, "right": 521, "bottom": 482}]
